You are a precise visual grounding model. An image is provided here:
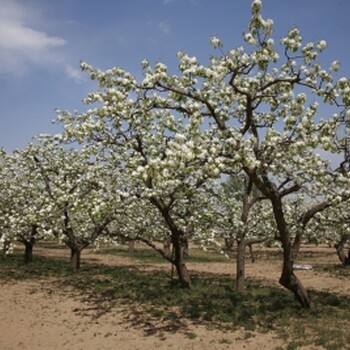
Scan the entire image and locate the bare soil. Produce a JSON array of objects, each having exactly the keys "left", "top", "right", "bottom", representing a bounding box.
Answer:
[{"left": 0, "top": 244, "right": 349, "bottom": 350}]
